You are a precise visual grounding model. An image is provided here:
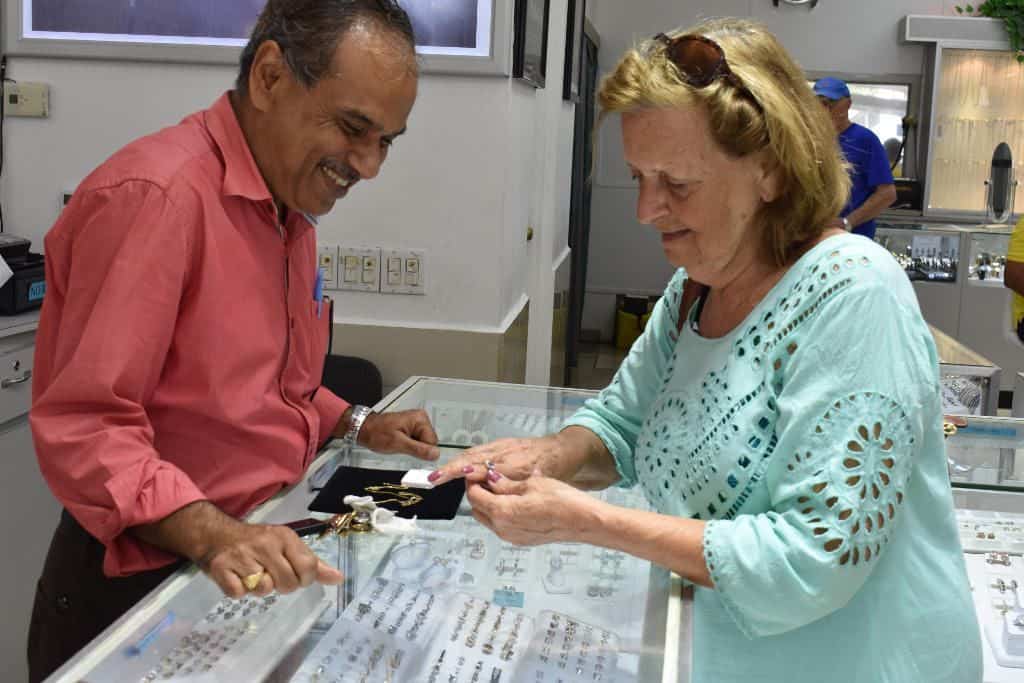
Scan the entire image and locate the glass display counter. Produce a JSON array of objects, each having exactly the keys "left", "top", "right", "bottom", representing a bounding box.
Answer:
[
  {"left": 931, "top": 325, "right": 1002, "bottom": 416},
  {"left": 45, "top": 378, "right": 686, "bottom": 683},
  {"left": 949, "top": 416, "right": 1024, "bottom": 681},
  {"left": 958, "top": 226, "right": 1020, "bottom": 392},
  {"left": 875, "top": 222, "right": 966, "bottom": 336},
  {"left": 967, "top": 229, "right": 1011, "bottom": 286},
  {"left": 875, "top": 223, "right": 962, "bottom": 282}
]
